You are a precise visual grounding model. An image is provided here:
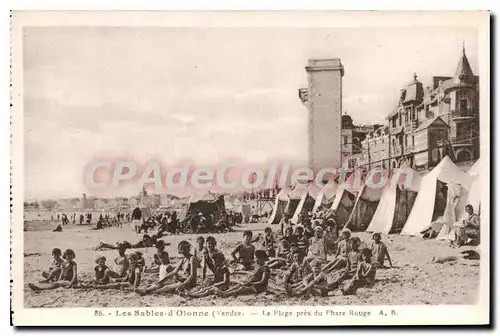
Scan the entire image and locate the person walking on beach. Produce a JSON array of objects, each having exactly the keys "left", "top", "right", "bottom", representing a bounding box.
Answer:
[{"left": 132, "top": 206, "right": 142, "bottom": 233}]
